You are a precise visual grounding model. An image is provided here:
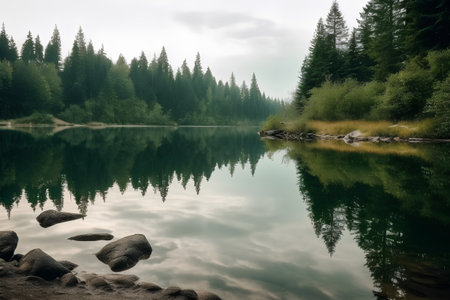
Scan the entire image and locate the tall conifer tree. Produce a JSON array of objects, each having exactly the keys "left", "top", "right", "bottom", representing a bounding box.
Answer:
[{"left": 21, "top": 31, "right": 35, "bottom": 63}]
